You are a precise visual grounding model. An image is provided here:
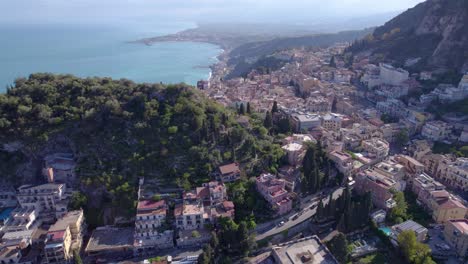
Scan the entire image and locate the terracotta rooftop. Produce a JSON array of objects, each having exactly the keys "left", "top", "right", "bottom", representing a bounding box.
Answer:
[
  {"left": 450, "top": 219, "right": 468, "bottom": 234},
  {"left": 137, "top": 200, "right": 166, "bottom": 211},
  {"left": 219, "top": 163, "right": 240, "bottom": 175}
]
